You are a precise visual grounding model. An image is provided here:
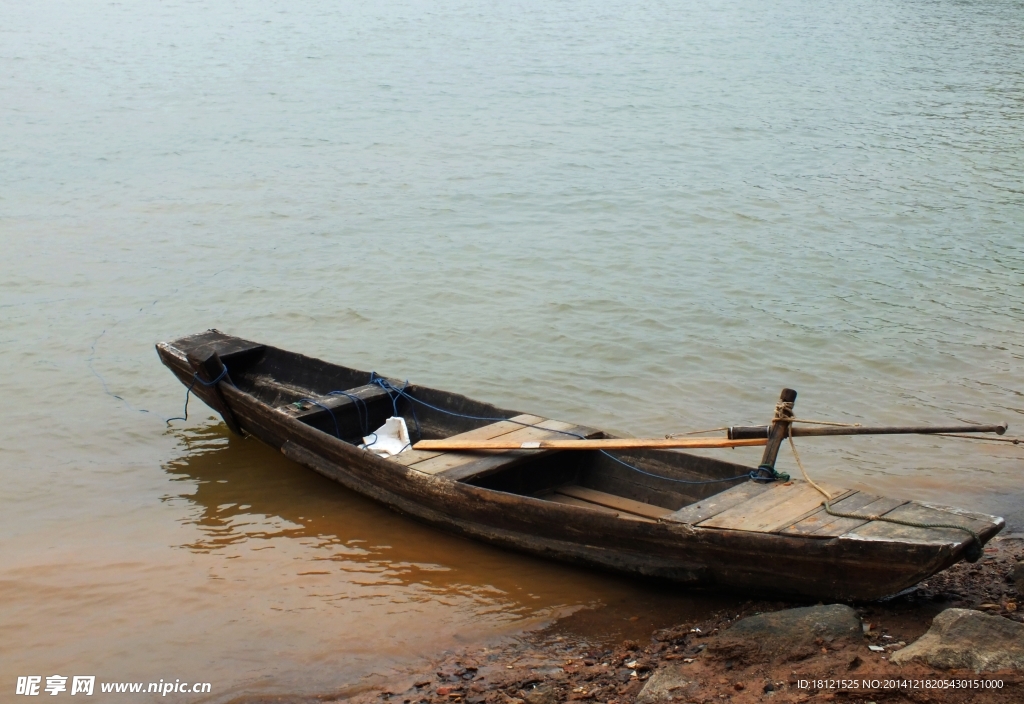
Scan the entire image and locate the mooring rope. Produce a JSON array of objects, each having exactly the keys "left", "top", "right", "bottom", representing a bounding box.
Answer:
[
  {"left": 165, "top": 366, "right": 231, "bottom": 426},
  {"left": 782, "top": 423, "right": 982, "bottom": 558}
]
